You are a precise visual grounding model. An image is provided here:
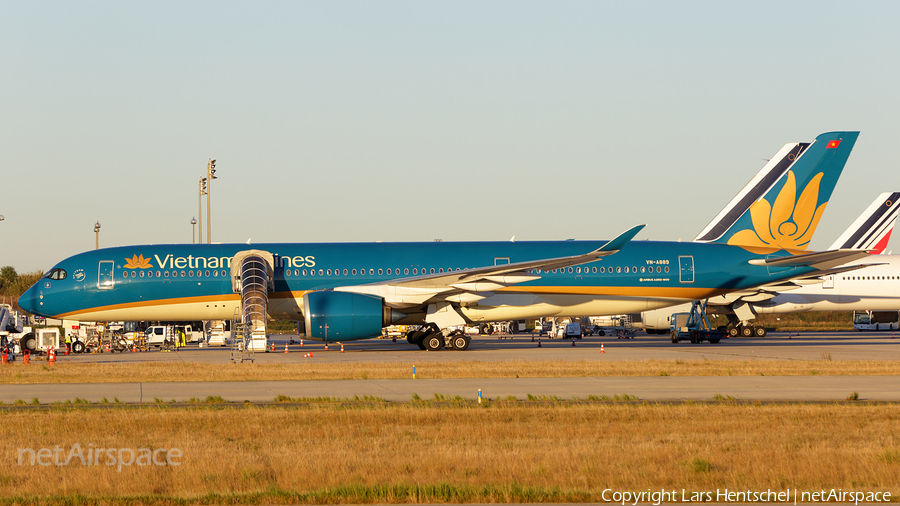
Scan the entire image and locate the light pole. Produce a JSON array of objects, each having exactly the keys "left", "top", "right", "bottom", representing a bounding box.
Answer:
[
  {"left": 191, "top": 217, "right": 197, "bottom": 244},
  {"left": 206, "top": 159, "right": 216, "bottom": 244},
  {"left": 94, "top": 221, "right": 101, "bottom": 250},
  {"left": 198, "top": 178, "right": 207, "bottom": 243}
]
